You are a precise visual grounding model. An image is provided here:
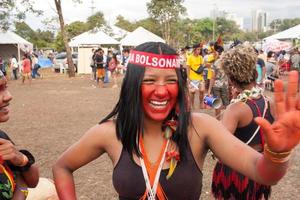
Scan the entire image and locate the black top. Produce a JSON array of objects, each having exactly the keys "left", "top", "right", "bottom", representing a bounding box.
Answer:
[
  {"left": 235, "top": 97, "right": 274, "bottom": 147},
  {"left": 113, "top": 143, "right": 203, "bottom": 200}
]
